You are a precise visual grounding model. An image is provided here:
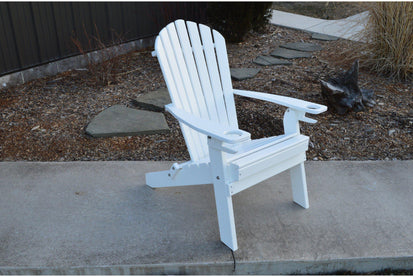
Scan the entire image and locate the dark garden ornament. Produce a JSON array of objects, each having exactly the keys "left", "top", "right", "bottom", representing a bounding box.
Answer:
[{"left": 320, "top": 60, "right": 375, "bottom": 114}]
